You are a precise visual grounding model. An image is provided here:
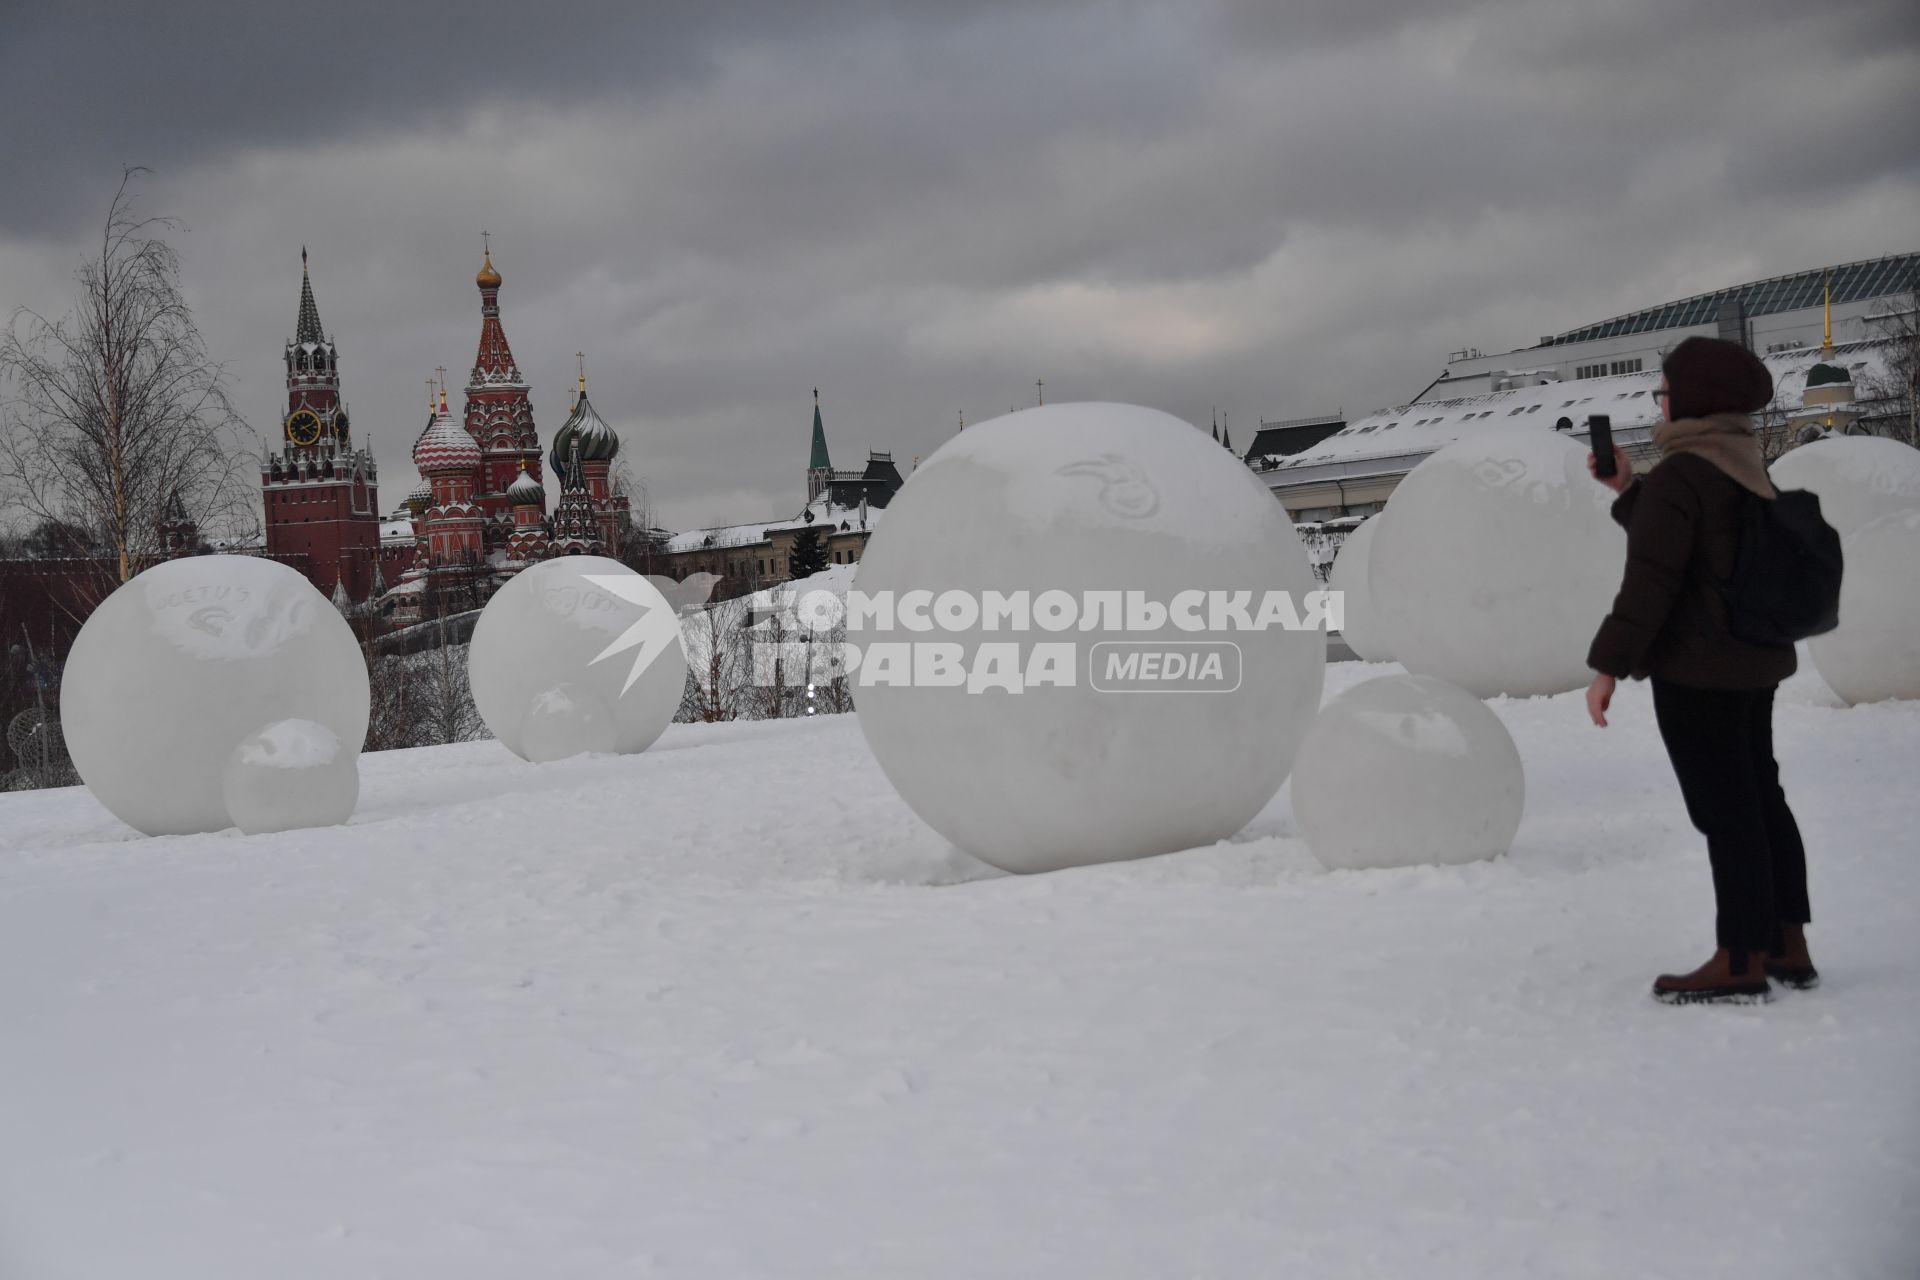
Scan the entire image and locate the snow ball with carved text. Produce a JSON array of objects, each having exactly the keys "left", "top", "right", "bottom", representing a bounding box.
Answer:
[
  {"left": 467, "top": 556, "right": 686, "bottom": 763},
  {"left": 61, "top": 555, "right": 368, "bottom": 836},
  {"left": 1370, "top": 428, "right": 1624, "bottom": 698},
  {"left": 850, "top": 403, "right": 1328, "bottom": 875}
]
